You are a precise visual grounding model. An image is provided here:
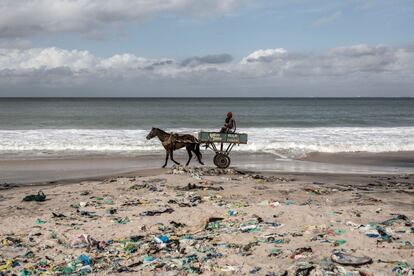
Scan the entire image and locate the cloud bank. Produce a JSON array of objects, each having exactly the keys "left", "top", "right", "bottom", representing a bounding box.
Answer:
[
  {"left": 0, "top": 44, "right": 413, "bottom": 96},
  {"left": 0, "top": 0, "right": 249, "bottom": 38},
  {"left": 181, "top": 54, "right": 233, "bottom": 67}
]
